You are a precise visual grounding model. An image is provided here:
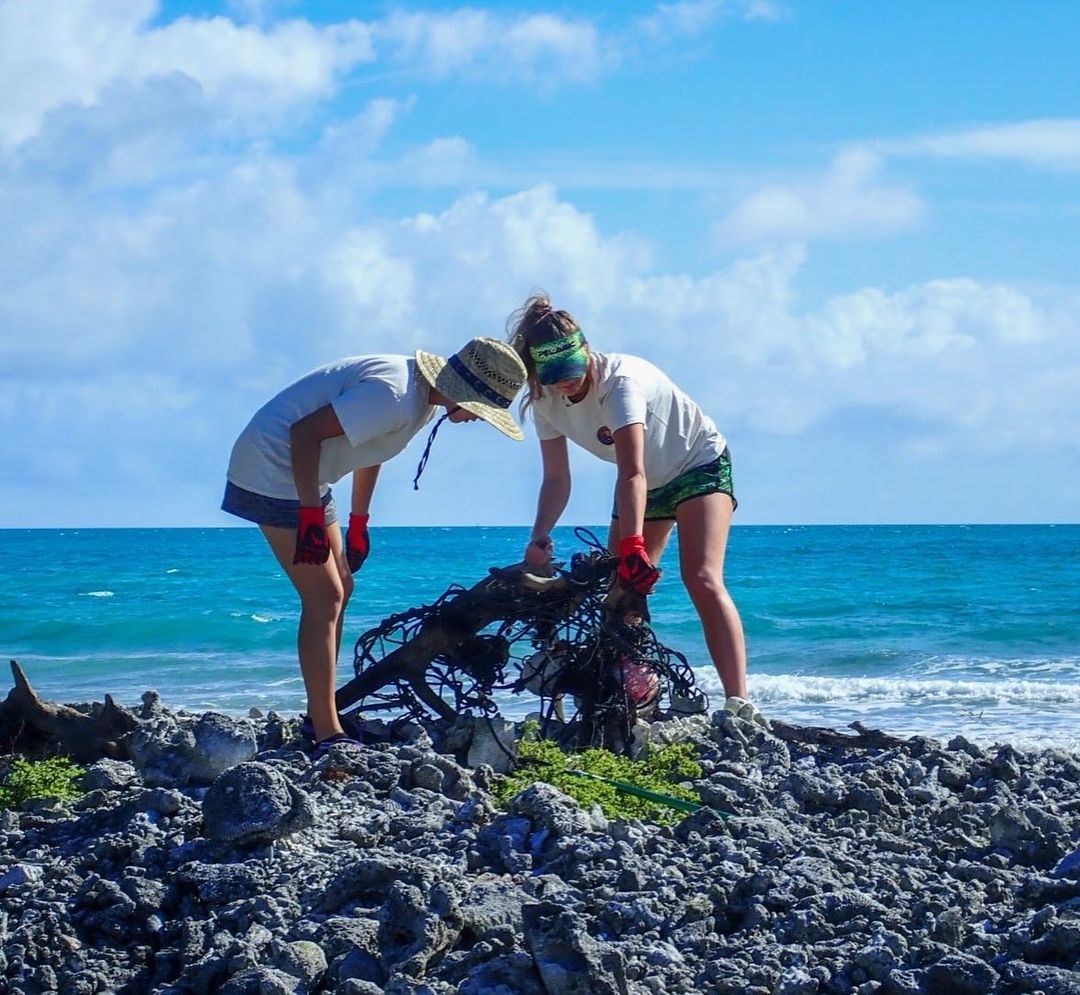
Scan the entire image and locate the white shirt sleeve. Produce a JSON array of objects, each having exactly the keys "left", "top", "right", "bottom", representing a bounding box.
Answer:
[
  {"left": 331, "top": 381, "right": 407, "bottom": 448},
  {"left": 532, "top": 405, "right": 563, "bottom": 441},
  {"left": 606, "top": 376, "right": 648, "bottom": 432}
]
